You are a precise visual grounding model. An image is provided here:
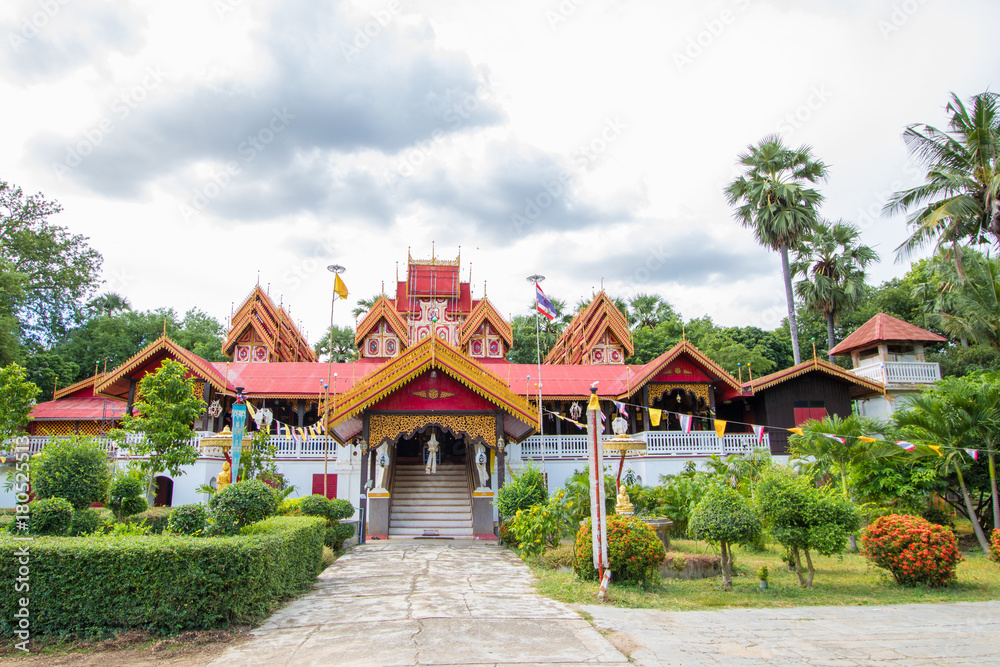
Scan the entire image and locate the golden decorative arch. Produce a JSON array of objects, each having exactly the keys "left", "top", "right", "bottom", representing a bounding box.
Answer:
[
  {"left": 368, "top": 413, "right": 497, "bottom": 447},
  {"left": 648, "top": 382, "right": 710, "bottom": 406}
]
